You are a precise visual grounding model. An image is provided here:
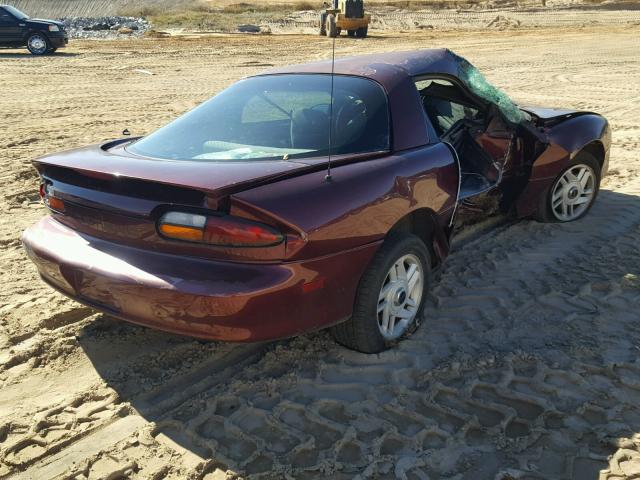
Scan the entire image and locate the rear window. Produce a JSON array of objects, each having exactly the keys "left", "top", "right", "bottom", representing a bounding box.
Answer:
[{"left": 128, "top": 74, "right": 390, "bottom": 161}]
